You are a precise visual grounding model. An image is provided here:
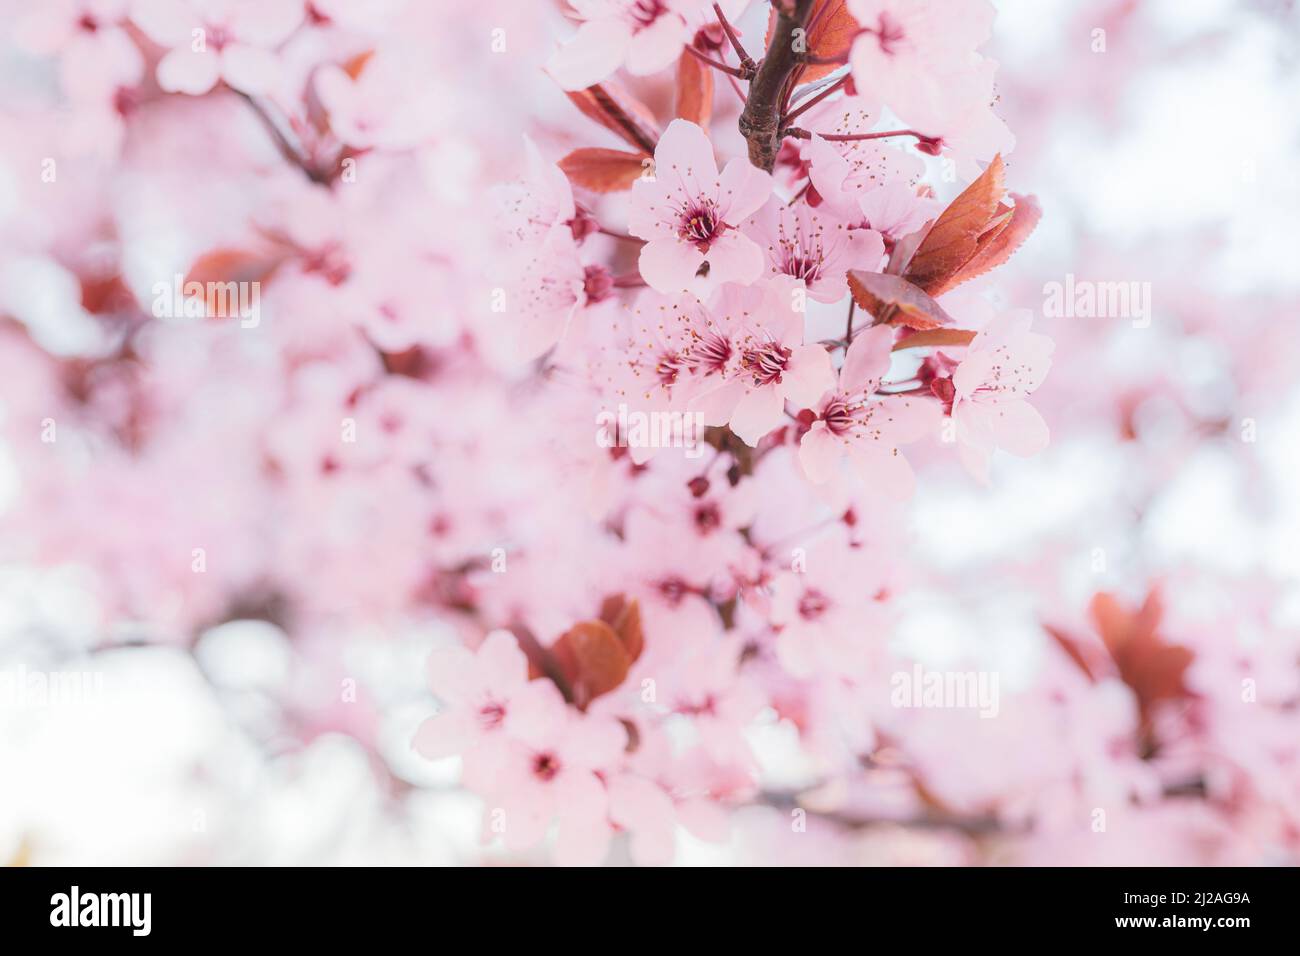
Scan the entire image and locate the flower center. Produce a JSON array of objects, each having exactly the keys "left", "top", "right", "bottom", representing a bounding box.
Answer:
[
  {"left": 532, "top": 751, "right": 561, "bottom": 782},
  {"left": 782, "top": 251, "right": 823, "bottom": 283},
  {"left": 678, "top": 201, "right": 722, "bottom": 248},
  {"left": 478, "top": 701, "right": 506, "bottom": 730},
  {"left": 741, "top": 342, "right": 792, "bottom": 387},
  {"left": 657, "top": 576, "right": 690, "bottom": 606},
  {"left": 693, "top": 501, "right": 721, "bottom": 534},
  {"left": 582, "top": 264, "right": 614, "bottom": 304},
  {"left": 874, "top": 13, "right": 906, "bottom": 55},
  {"left": 684, "top": 330, "right": 732, "bottom": 375},
  {"left": 821, "top": 397, "right": 858, "bottom": 435},
  {"left": 629, "top": 0, "right": 667, "bottom": 29},
  {"left": 656, "top": 351, "right": 685, "bottom": 388},
  {"left": 798, "top": 588, "right": 831, "bottom": 620}
]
